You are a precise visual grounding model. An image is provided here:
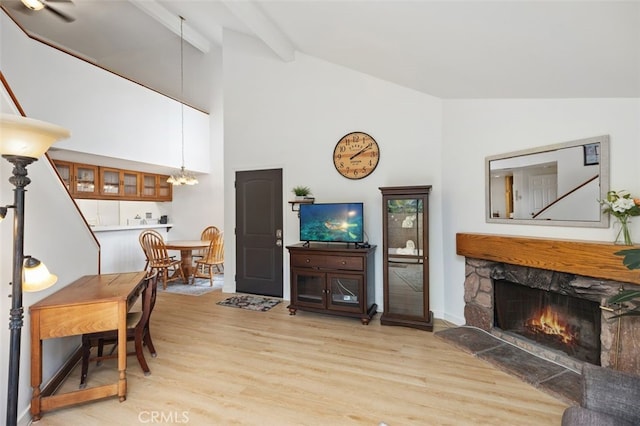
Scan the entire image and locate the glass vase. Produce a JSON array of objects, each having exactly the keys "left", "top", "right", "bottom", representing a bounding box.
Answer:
[{"left": 614, "top": 216, "right": 633, "bottom": 245}]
